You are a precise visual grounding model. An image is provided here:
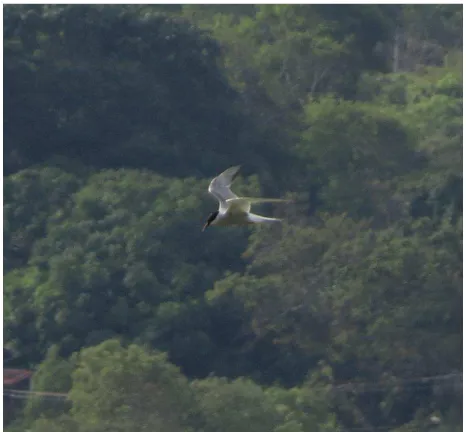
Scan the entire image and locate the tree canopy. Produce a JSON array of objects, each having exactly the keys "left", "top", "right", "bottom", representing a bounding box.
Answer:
[{"left": 4, "top": 4, "right": 462, "bottom": 432}]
